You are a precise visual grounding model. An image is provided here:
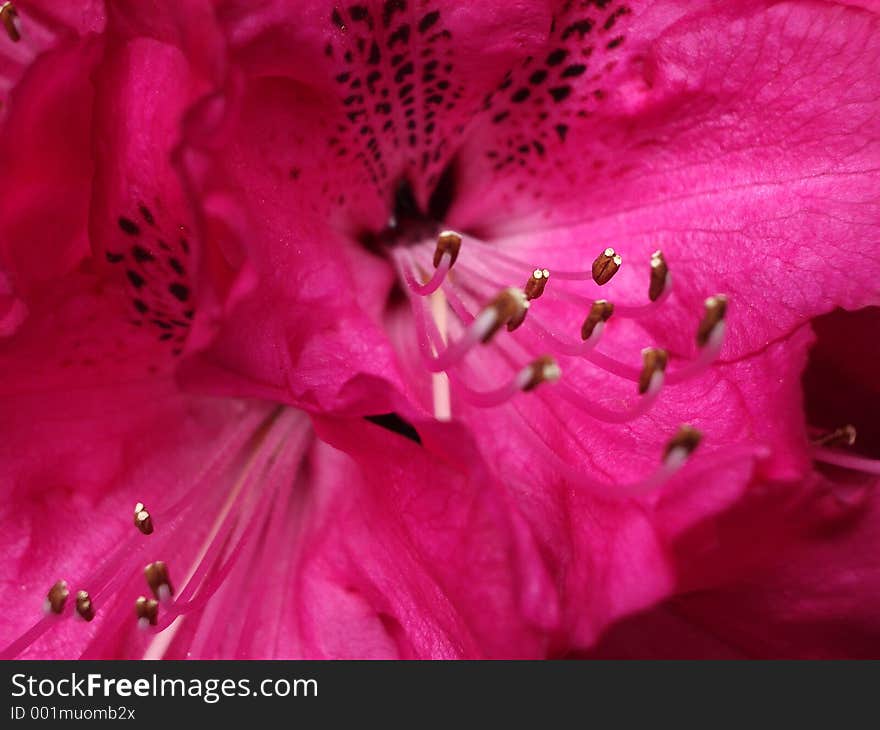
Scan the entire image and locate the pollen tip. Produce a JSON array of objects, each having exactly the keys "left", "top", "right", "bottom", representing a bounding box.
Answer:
[
  {"left": 45, "top": 580, "right": 69, "bottom": 615},
  {"left": 144, "top": 561, "right": 174, "bottom": 602},
  {"left": 524, "top": 268, "right": 550, "bottom": 300},
  {"left": 433, "top": 230, "right": 462, "bottom": 268},
  {"left": 663, "top": 425, "right": 702, "bottom": 465},
  {"left": 592, "top": 247, "right": 622, "bottom": 285},
  {"left": 522, "top": 355, "right": 561, "bottom": 392},
  {"left": 638, "top": 347, "right": 668, "bottom": 394},
  {"left": 0, "top": 2, "right": 21, "bottom": 43},
  {"left": 75, "top": 590, "right": 95, "bottom": 622},
  {"left": 648, "top": 250, "right": 669, "bottom": 302},
  {"left": 812, "top": 424, "right": 857, "bottom": 448},
  {"left": 134, "top": 503, "right": 154, "bottom": 535},
  {"left": 697, "top": 294, "right": 728, "bottom": 347},
  {"left": 135, "top": 596, "right": 159, "bottom": 627},
  {"left": 581, "top": 299, "right": 614, "bottom": 340}
]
